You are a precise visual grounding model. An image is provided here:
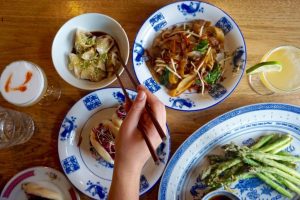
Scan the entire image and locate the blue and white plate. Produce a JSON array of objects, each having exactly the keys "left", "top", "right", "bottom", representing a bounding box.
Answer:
[
  {"left": 159, "top": 103, "right": 300, "bottom": 200},
  {"left": 132, "top": 1, "right": 246, "bottom": 112},
  {"left": 58, "top": 87, "right": 170, "bottom": 200}
]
